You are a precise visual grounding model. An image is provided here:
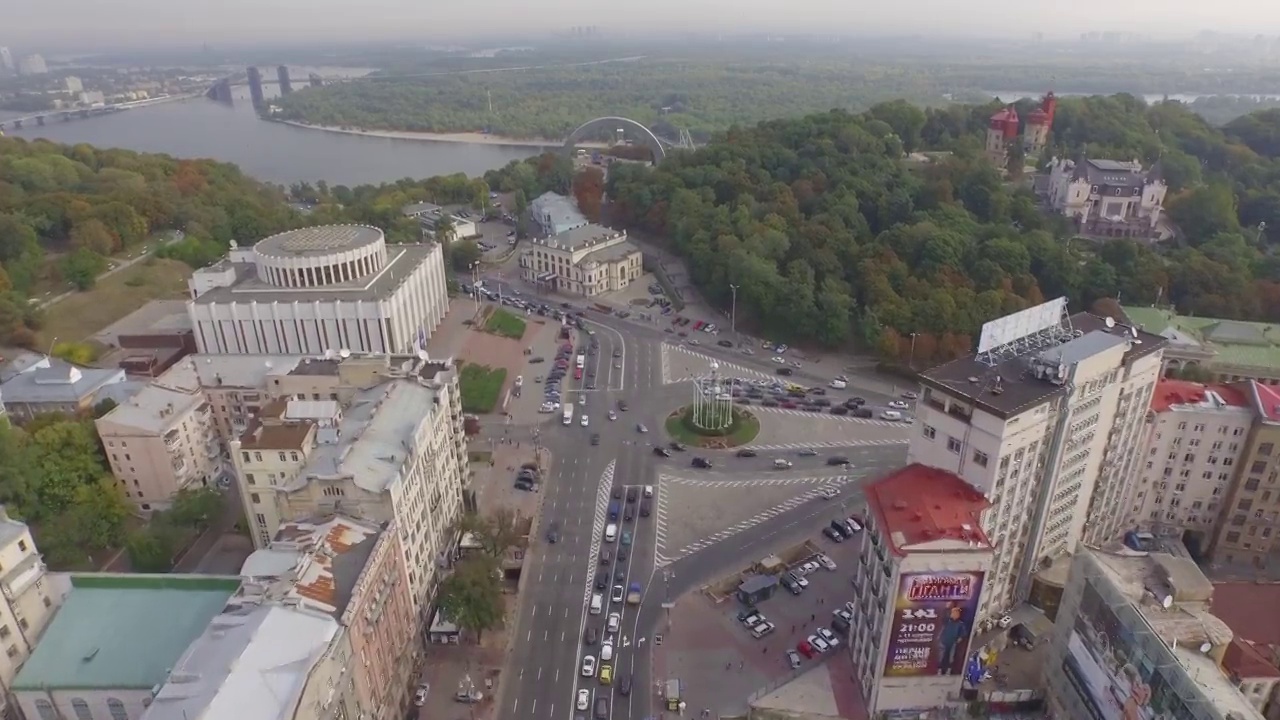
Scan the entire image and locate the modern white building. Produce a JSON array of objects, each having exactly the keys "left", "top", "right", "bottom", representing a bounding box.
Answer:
[
  {"left": 187, "top": 225, "right": 449, "bottom": 356},
  {"left": 911, "top": 301, "right": 1166, "bottom": 623},
  {"left": 849, "top": 464, "right": 993, "bottom": 716},
  {"left": 1127, "top": 380, "right": 1253, "bottom": 542}
]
